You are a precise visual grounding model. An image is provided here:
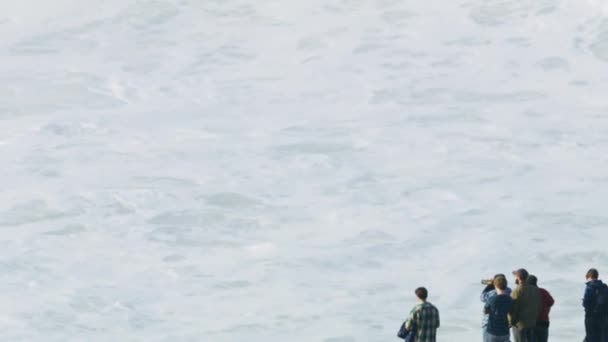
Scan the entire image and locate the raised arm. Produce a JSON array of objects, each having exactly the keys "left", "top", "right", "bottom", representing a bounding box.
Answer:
[{"left": 480, "top": 285, "right": 495, "bottom": 303}]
